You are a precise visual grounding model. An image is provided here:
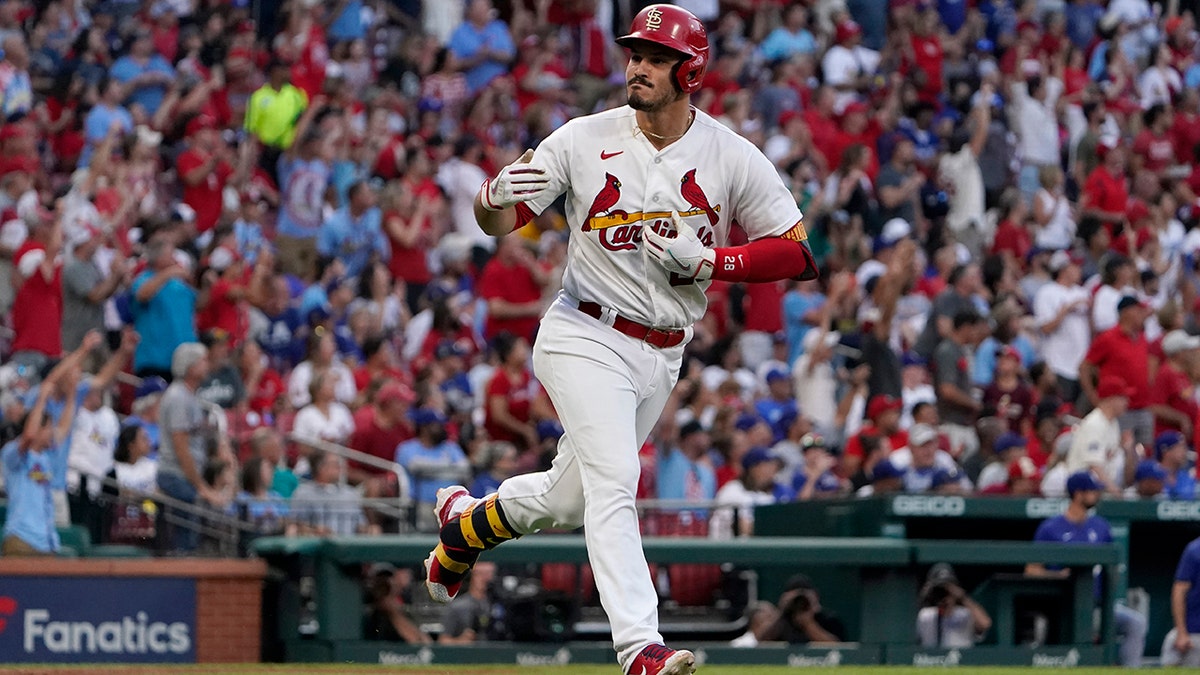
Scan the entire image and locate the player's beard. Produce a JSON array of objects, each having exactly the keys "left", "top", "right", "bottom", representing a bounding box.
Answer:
[{"left": 627, "top": 79, "right": 677, "bottom": 112}]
